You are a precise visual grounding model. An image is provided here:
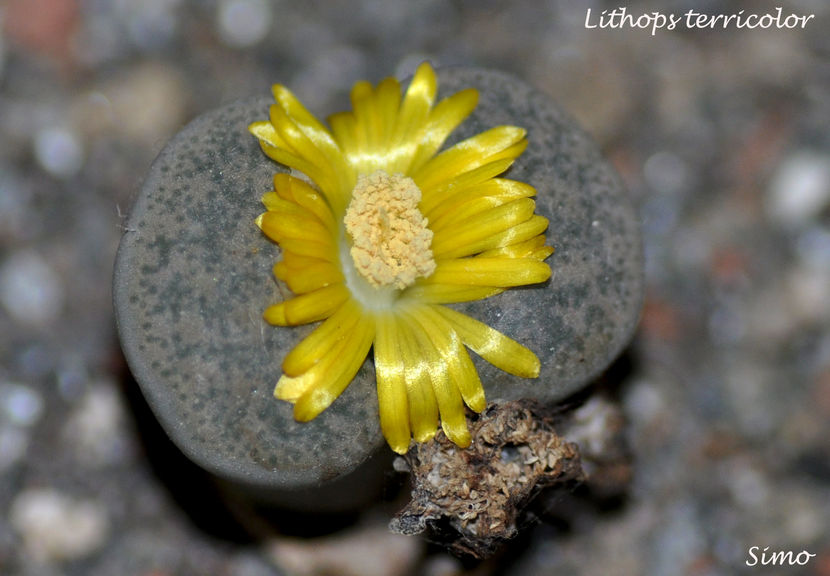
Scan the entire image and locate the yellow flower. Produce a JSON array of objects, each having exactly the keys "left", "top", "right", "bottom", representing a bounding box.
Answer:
[{"left": 250, "top": 62, "right": 553, "bottom": 454}]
